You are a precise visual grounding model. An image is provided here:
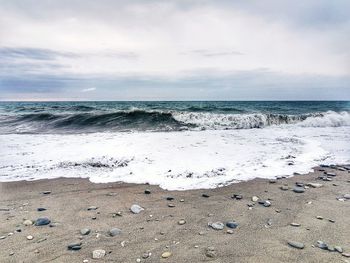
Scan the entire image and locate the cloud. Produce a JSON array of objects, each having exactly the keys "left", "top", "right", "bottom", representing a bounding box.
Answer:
[
  {"left": 0, "top": 0, "right": 349, "bottom": 99},
  {"left": 81, "top": 87, "right": 96, "bottom": 92}
]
